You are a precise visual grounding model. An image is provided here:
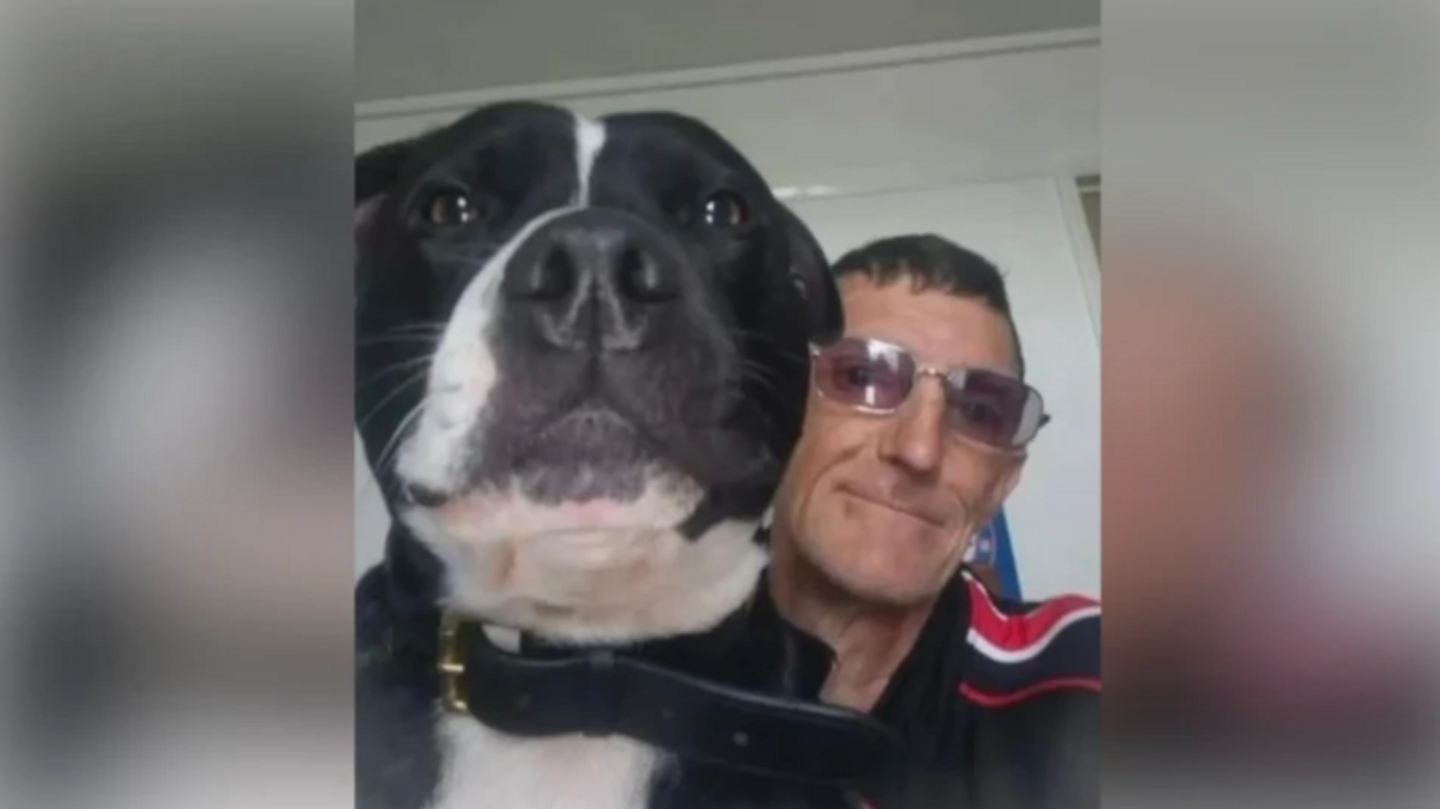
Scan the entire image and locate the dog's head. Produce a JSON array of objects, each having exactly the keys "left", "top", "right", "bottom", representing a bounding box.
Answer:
[{"left": 356, "top": 102, "right": 841, "bottom": 643}]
